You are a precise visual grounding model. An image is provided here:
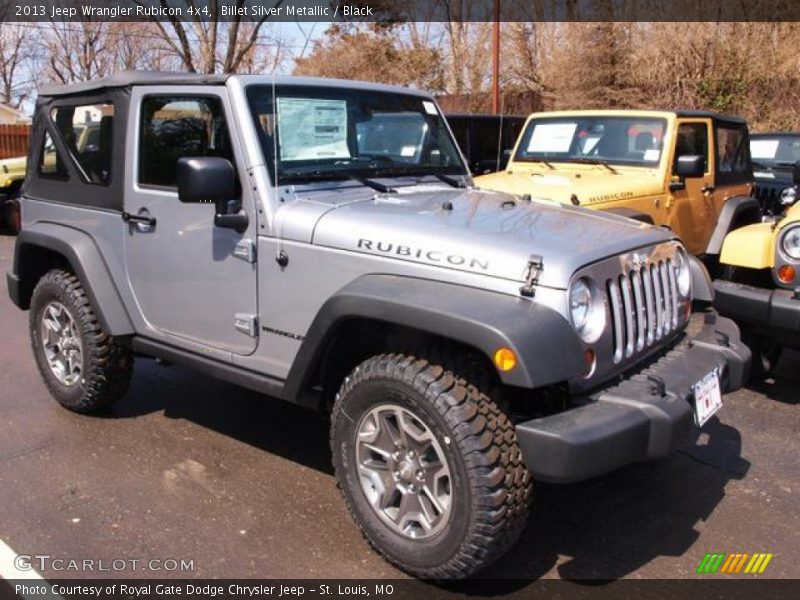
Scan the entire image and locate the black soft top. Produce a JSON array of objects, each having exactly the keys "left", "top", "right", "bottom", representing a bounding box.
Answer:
[{"left": 38, "top": 71, "right": 229, "bottom": 97}]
